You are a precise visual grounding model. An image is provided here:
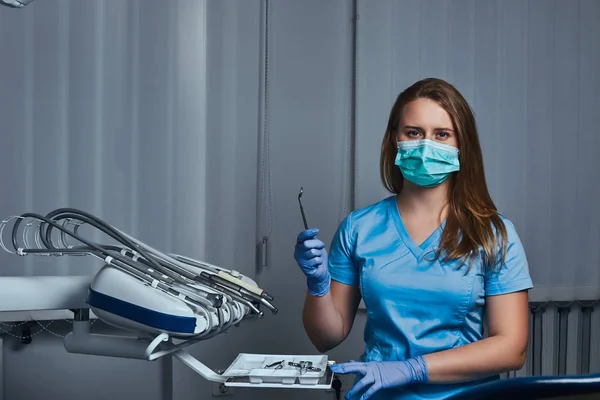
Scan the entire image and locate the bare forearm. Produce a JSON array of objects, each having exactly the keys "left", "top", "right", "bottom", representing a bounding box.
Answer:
[
  {"left": 302, "top": 290, "right": 345, "bottom": 353},
  {"left": 424, "top": 336, "right": 527, "bottom": 383}
]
